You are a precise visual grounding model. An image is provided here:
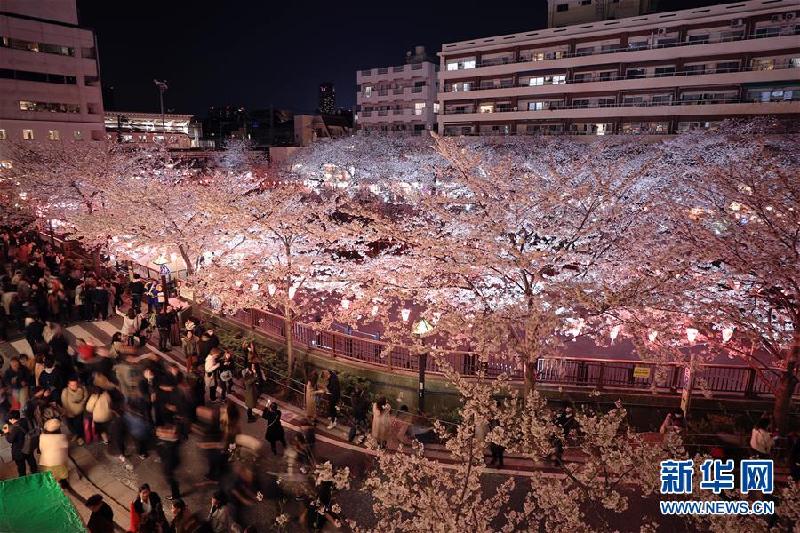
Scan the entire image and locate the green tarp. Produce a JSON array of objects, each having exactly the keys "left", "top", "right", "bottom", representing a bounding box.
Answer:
[{"left": 0, "top": 472, "right": 84, "bottom": 532}]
